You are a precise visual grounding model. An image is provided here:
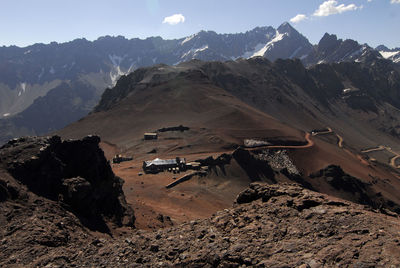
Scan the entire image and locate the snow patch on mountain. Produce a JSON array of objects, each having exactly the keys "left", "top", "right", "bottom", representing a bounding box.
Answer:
[
  {"left": 252, "top": 31, "right": 286, "bottom": 57},
  {"left": 379, "top": 51, "right": 400, "bottom": 59},
  {"left": 181, "top": 45, "right": 209, "bottom": 59},
  {"left": 16, "top": 83, "right": 27, "bottom": 97},
  {"left": 242, "top": 43, "right": 266, "bottom": 58},
  {"left": 110, "top": 65, "right": 125, "bottom": 86},
  {"left": 21, "top": 83, "right": 26, "bottom": 93},
  {"left": 181, "top": 34, "right": 197, "bottom": 45},
  {"left": 108, "top": 54, "right": 129, "bottom": 85}
]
